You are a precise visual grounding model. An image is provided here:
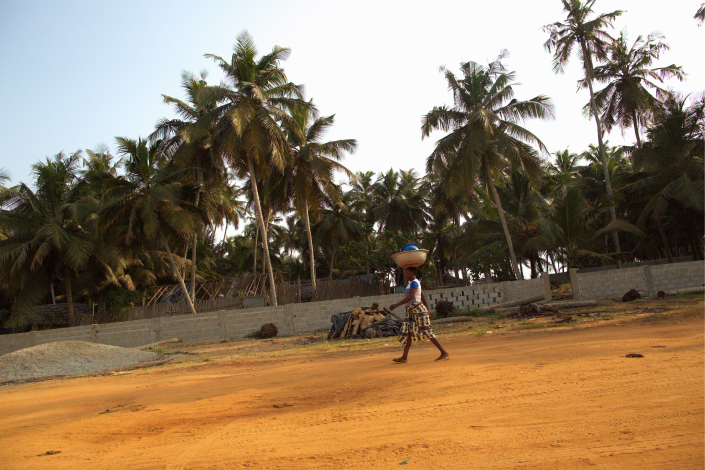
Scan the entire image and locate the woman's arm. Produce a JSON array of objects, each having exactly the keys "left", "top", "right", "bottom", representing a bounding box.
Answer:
[{"left": 389, "top": 288, "right": 417, "bottom": 311}]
